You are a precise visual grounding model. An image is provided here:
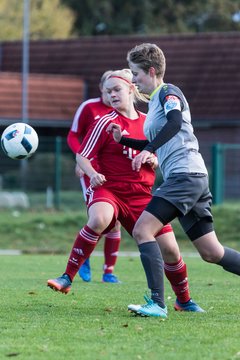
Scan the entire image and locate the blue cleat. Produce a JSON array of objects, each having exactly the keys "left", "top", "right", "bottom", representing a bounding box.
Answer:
[
  {"left": 47, "top": 274, "right": 72, "bottom": 294},
  {"left": 174, "top": 298, "right": 205, "bottom": 312},
  {"left": 79, "top": 258, "right": 91, "bottom": 282},
  {"left": 129, "top": 295, "right": 167, "bottom": 318},
  {"left": 102, "top": 273, "right": 121, "bottom": 283}
]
